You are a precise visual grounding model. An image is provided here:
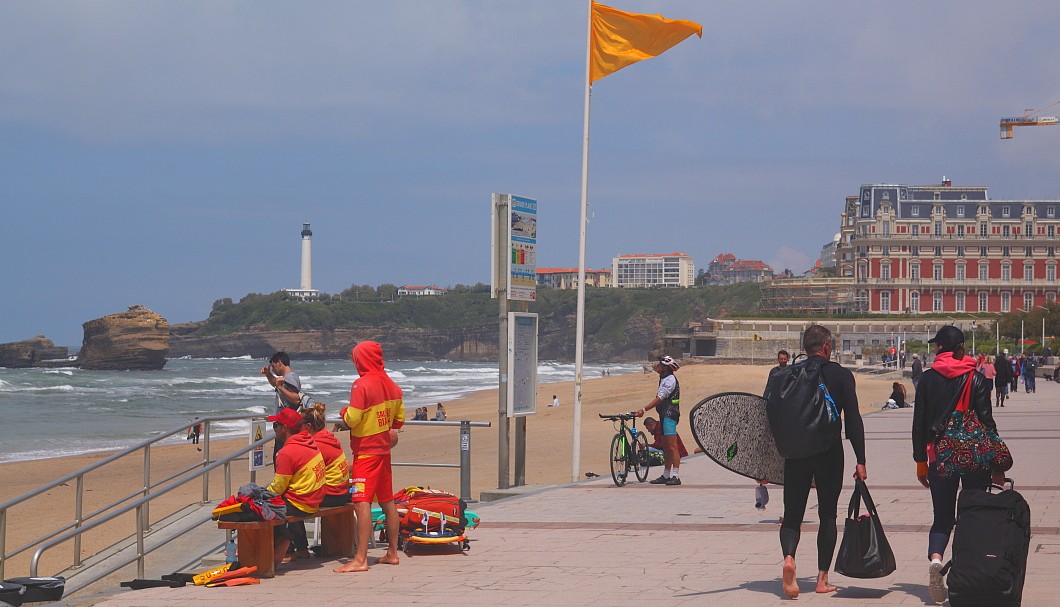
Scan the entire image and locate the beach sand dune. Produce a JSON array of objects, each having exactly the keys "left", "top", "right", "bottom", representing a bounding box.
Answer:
[{"left": 0, "top": 363, "right": 903, "bottom": 578}]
